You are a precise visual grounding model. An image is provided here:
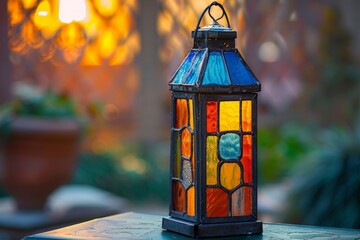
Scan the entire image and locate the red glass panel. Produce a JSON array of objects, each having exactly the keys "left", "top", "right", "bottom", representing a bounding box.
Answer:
[
  {"left": 176, "top": 99, "right": 188, "bottom": 128},
  {"left": 241, "top": 135, "right": 252, "bottom": 183},
  {"left": 206, "top": 188, "right": 228, "bottom": 217},
  {"left": 206, "top": 101, "right": 217, "bottom": 132},
  {"left": 172, "top": 180, "right": 185, "bottom": 213}
]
